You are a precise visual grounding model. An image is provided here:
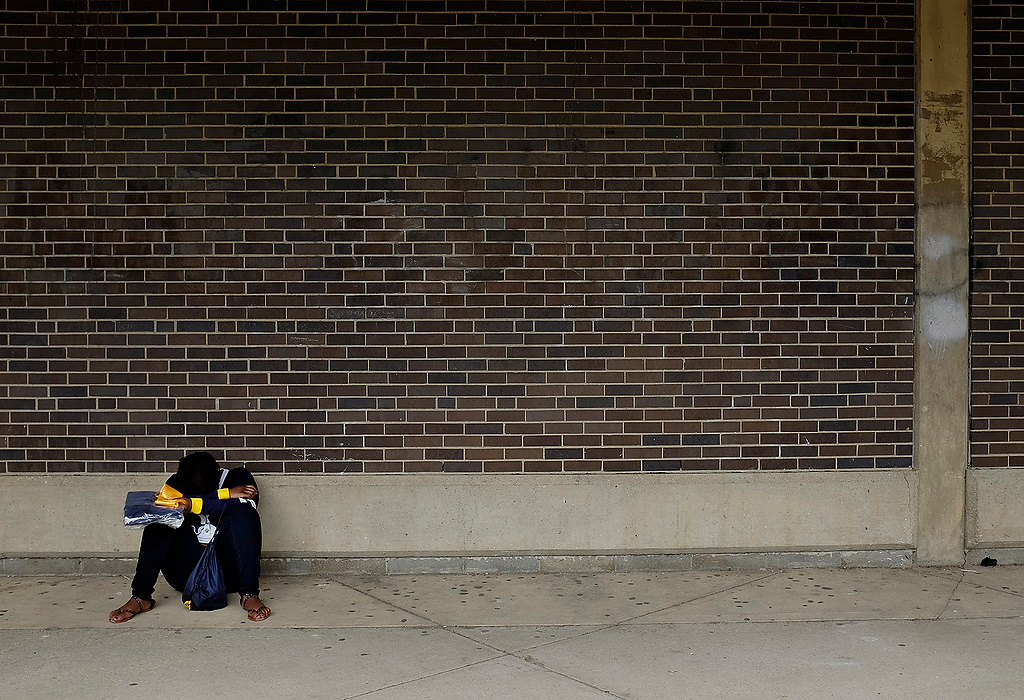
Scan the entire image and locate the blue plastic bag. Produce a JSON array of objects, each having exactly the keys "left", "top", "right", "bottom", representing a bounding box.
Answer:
[
  {"left": 124, "top": 491, "right": 184, "bottom": 529},
  {"left": 182, "top": 538, "right": 227, "bottom": 611}
]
